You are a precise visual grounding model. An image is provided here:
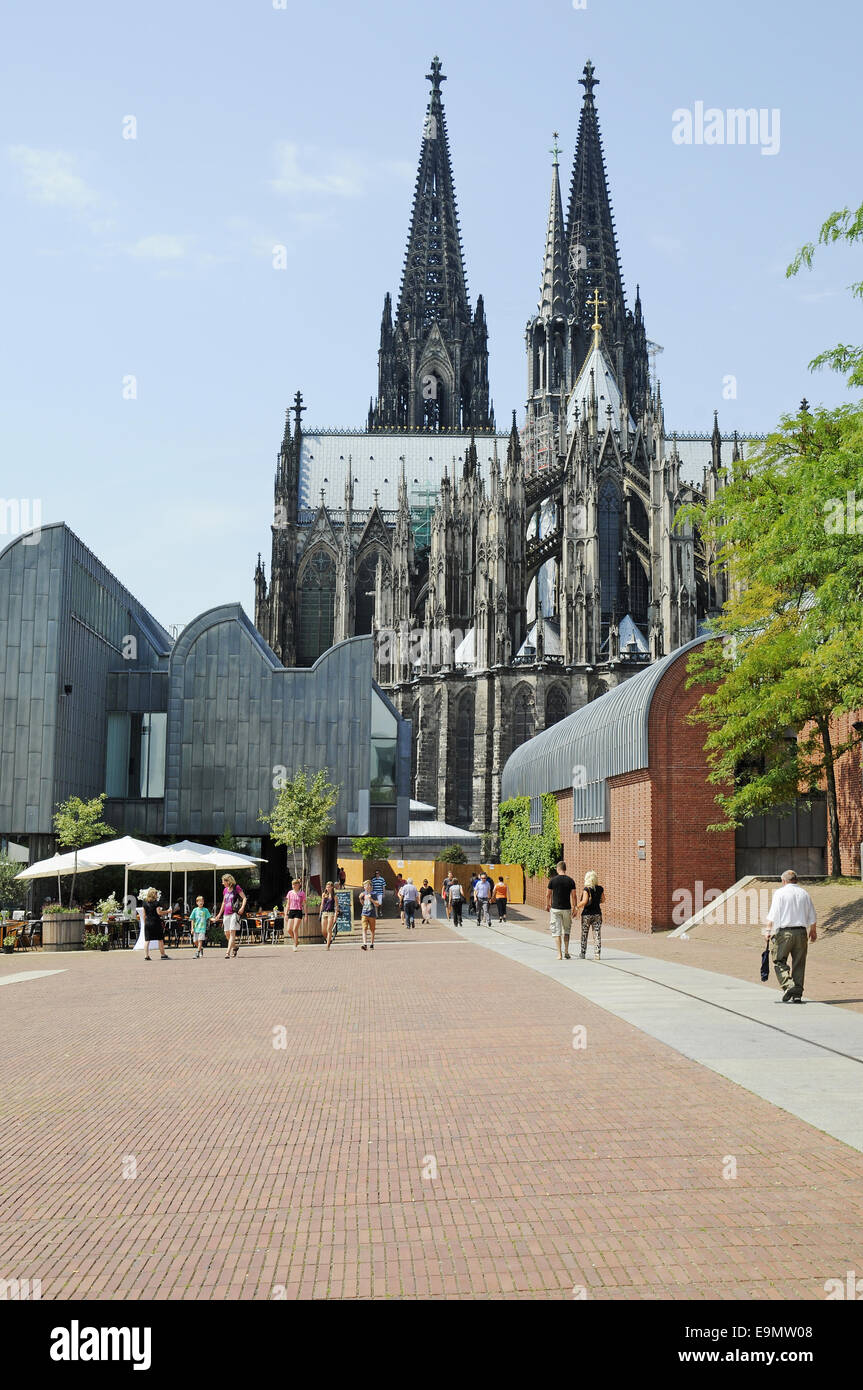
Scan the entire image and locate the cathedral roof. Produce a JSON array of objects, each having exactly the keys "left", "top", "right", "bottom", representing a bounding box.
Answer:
[
  {"left": 517, "top": 616, "right": 563, "bottom": 659},
  {"left": 299, "top": 431, "right": 508, "bottom": 514},
  {"left": 667, "top": 434, "right": 759, "bottom": 488},
  {"left": 565, "top": 331, "right": 635, "bottom": 435}
]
